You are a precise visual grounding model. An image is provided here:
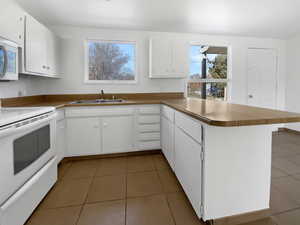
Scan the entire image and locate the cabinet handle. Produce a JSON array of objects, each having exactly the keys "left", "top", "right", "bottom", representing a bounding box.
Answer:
[
  {"left": 47, "top": 66, "right": 50, "bottom": 70},
  {"left": 42, "top": 65, "right": 46, "bottom": 69}
]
